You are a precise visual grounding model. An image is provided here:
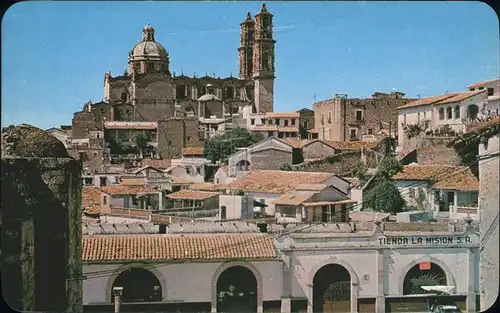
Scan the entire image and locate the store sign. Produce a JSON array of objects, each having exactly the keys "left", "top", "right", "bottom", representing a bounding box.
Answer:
[{"left": 378, "top": 235, "right": 472, "bottom": 245}]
